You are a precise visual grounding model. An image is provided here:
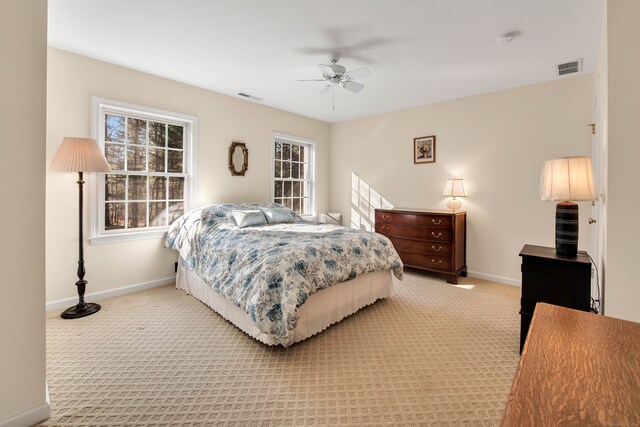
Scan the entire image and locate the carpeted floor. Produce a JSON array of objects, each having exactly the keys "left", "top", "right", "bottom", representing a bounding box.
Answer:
[{"left": 40, "top": 268, "right": 521, "bottom": 426}]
